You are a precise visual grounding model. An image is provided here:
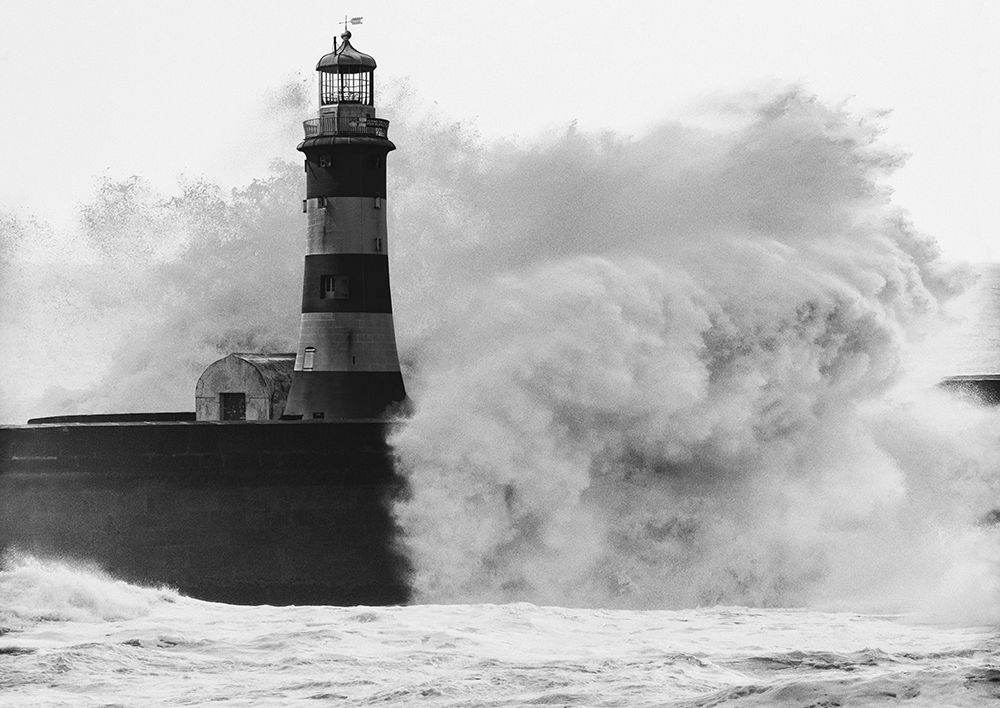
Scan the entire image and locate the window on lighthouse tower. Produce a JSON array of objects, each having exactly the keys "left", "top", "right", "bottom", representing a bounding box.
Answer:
[{"left": 320, "top": 275, "right": 350, "bottom": 299}]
